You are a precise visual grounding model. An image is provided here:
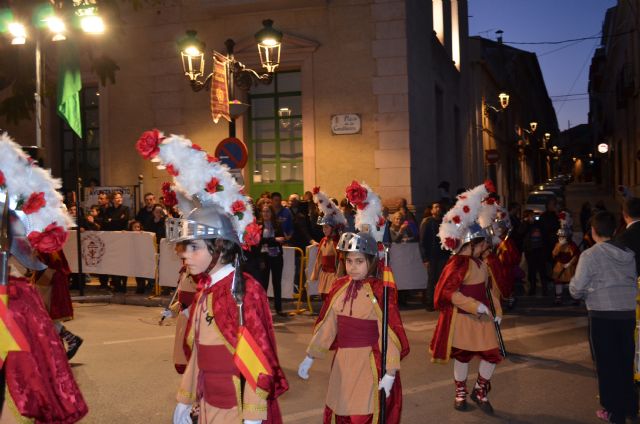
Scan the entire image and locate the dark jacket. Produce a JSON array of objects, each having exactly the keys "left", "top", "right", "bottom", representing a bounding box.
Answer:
[
  {"left": 420, "top": 216, "right": 449, "bottom": 262},
  {"left": 103, "top": 205, "right": 130, "bottom": 231},
  {"left": 616, "top": 221, "right": 640, "bottom": 275}
]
